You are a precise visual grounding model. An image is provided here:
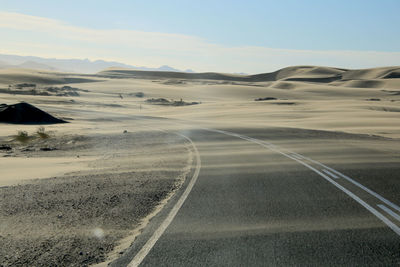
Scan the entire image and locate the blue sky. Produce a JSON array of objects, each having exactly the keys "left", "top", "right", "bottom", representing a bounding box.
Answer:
[{"left": 0, "top": 0, "right": 399, "bottom": 72}]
